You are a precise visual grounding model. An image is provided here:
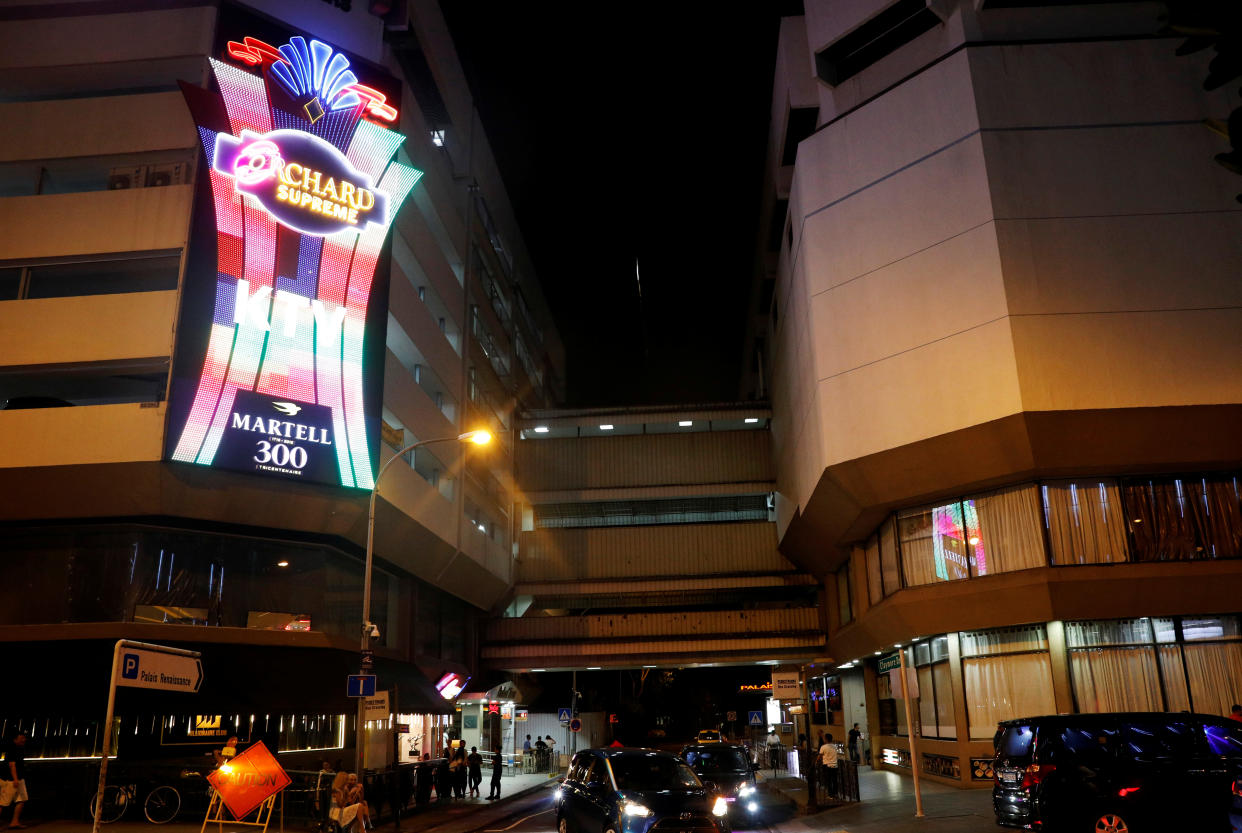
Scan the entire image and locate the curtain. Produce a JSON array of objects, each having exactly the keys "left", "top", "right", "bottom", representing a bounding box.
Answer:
[
  {"left": 1158, "top": 645, "right": 1191, "bottom": 712},
  {"left": 899, "top": 503, "right": 973, "bottom": 586},
  {"left": 961, "top": 625, "right": 1048, "bottom": 657},
  {"left": 879, "top": 518, "right": 900, "bottom": 595},
  {"left": 836, "top": 562, "right": 852, "bottom": 625},
  {"left": 933, "top": 661, "right": 956, "bottom": 739},
  {"left": 964, "top": 653, "right": 1055, "bottom": 739},
  {"left": 898, "top": 507, "right": 939, "bottom": 586},
  {"left": 1070, "top": 647, "right": 1162, "bottom": 712},
  {"left": 1184, "top": 642, "right": 1242, "bottom": 717},
  {"left": 917, "top": 666, "right": 936, "bottom": 736},
  {"left": 865, "top": 537, "right": 882, "bottom": 606},
  {"left": 973, "top": 485, "right": 1046, "bottom": 574},
  {"left": 1043, "top": 480, "right": 1130, "bottom": 564},
  {"left": 1065, "top": 618, "right": 1155, "bottom": 648},
  {"left": 1125, "top": 479, "right": 1206, "bottom": 561}
]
